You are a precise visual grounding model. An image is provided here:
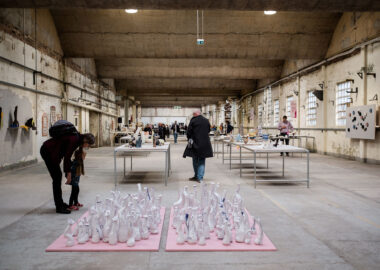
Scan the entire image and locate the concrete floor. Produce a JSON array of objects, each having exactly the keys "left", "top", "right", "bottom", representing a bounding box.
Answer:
[{"left": 0, "top": 142, "right": 379, "bottom": 270}]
